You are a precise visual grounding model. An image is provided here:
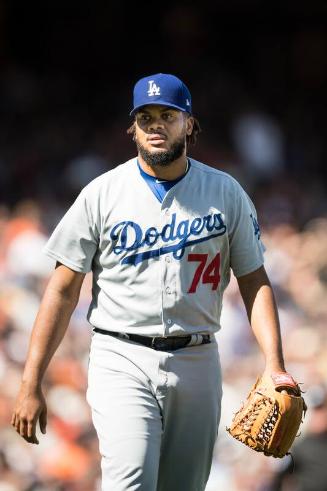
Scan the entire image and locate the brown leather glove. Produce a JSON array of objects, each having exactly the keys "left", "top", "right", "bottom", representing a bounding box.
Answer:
[{"left": 226, "top": 372, "right": 307, "bottom": 458}]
